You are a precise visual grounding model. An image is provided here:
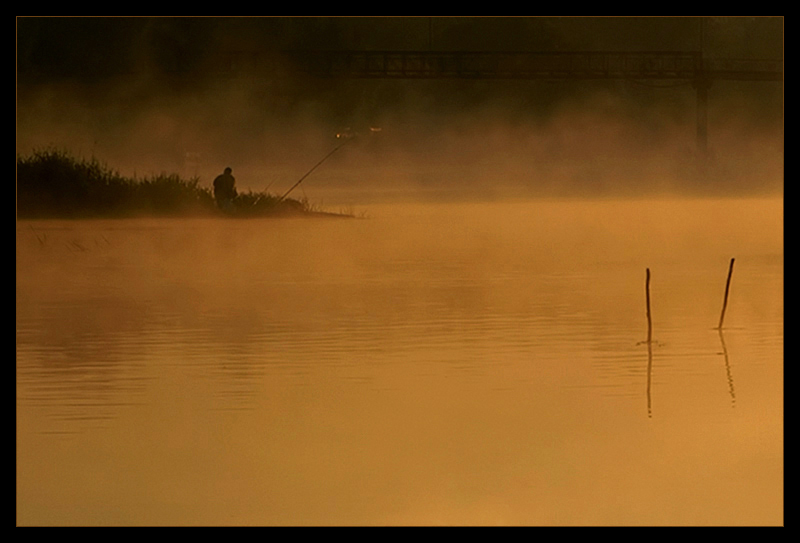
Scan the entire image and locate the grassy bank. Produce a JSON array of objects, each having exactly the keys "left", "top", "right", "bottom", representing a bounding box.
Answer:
[{"left": 16, "top": 149, "right": 329, "bottom": 219}]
